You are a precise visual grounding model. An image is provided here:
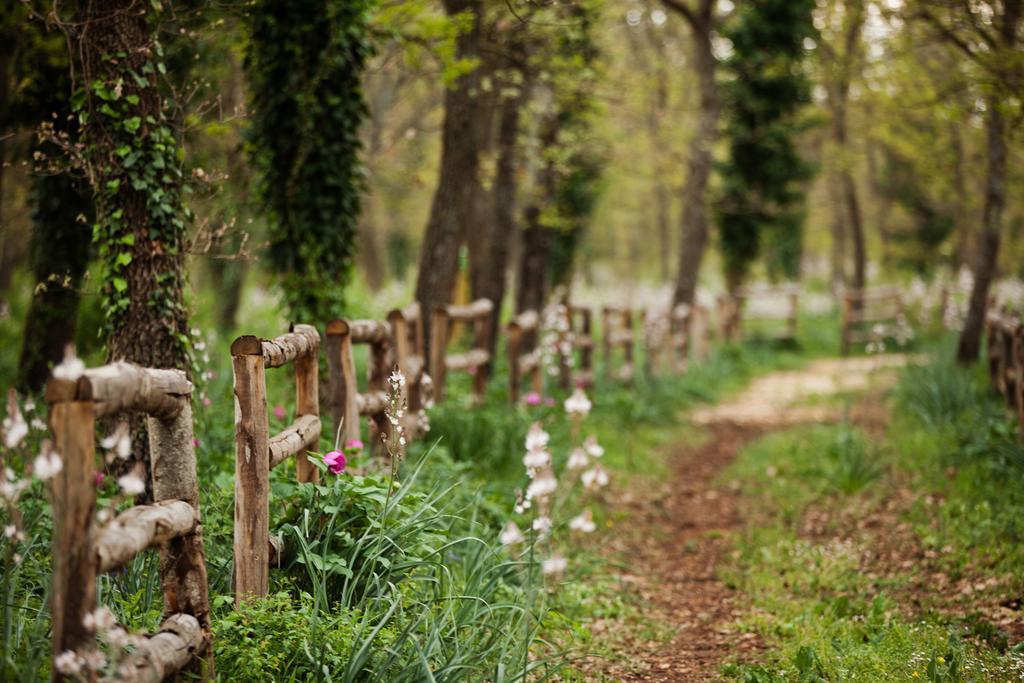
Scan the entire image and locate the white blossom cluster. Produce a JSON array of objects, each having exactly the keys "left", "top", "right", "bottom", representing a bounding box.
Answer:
[{"left": 501, "top": 386, "right": 609, "bottom": 583}]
